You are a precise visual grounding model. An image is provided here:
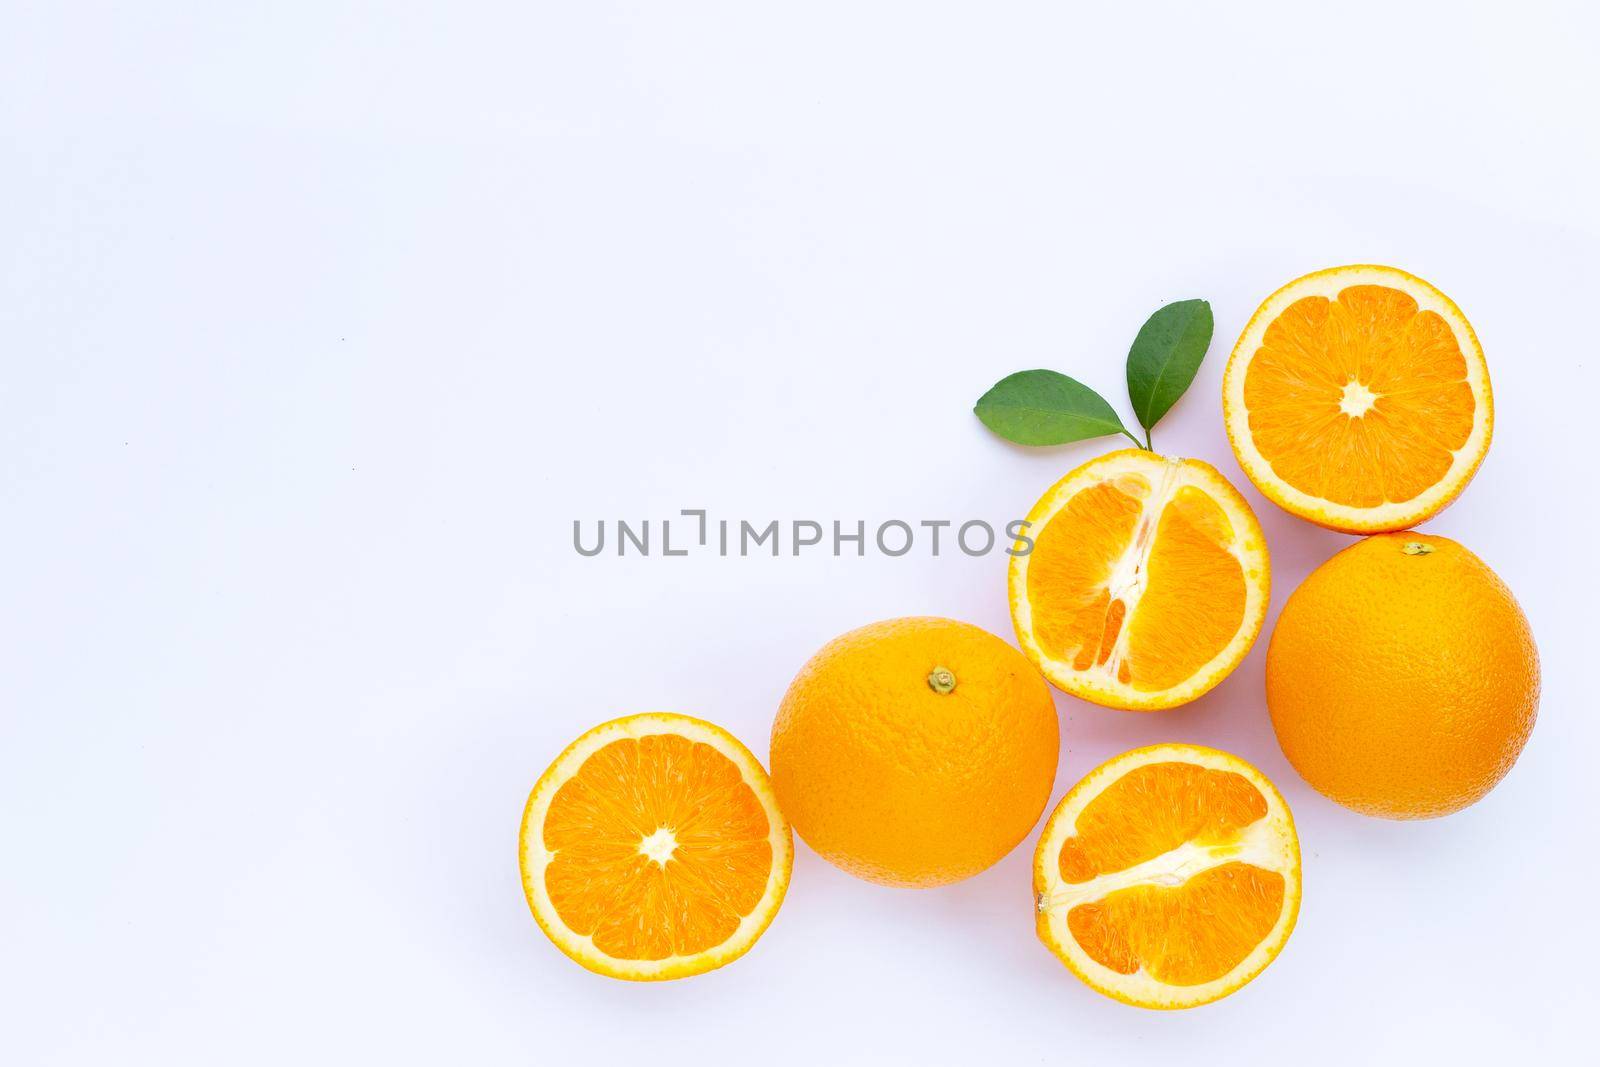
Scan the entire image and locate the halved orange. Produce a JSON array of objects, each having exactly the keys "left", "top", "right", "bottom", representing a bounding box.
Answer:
[
  {"left": 519, "top": 713, "right": 793, "bottom": 981},
  {"left": 1034, "top": 744, "right": 1301, "bottom": 1009},
  {"left": 1008, "top": 449, "right": 1270, "bottom": 710},
  {"left": 1223, "top": 264, "right": 1492, "bottom": 533}
]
